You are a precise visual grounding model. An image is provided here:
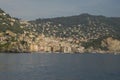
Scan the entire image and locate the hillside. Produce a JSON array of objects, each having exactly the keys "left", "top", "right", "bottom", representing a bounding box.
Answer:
[
  {"left": 0, "top": 8, "right": 36, "bottom": 52},
  {"left": 0, "top": 8, "right": 24, "bottom": 33},
  {"left": 30, "top": 14, "right": 120, "bottom": 53},
  {"left": 31, "top": 14, "right": 120, "bottom": 39},
  {"left": 0, "top": 8, "right": 120, "bottom": 53}
]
